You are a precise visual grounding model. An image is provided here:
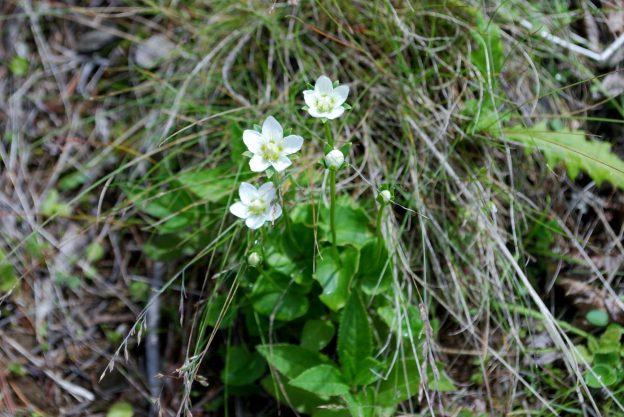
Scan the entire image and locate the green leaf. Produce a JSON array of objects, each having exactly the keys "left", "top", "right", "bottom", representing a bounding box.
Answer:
[
  {"left": 289, "top": 364, "right": 349, "bottom": 397},
  {"left": 221, "top": 346, "right": 266, "bottom": 386},
  {"left": 314, "top": 245, "right": 359, "bottom": 311},
  {"left": 252, "top": 292, "right": 309, "bottom": 321},
  {"left": 427, "top": 363, "right": 457, "bottom": 392},
  {"left": 506, "top": 123, "right": 624, "bottom": 190},
  {"left": 321, "top": 202, "right": 372, "bottom": 247},
  {"left": 205, "top": 294, "right": 236, "bottom": 329},
  {"left": 377, "top": 304, "right": 424, "bottom": 340},
  {"left": 257, "top": 344, "right": 329, "bottom": 379},
  {"left": 586, "top": 309, "right": 609, "bottom": 327},
  {"left": 0, "top": 248, "right": 18, "bottom": 293},
  {"left": 41, "top": 189, "right": 71, "bottom": 217},
  {"left": 585, "top": 364, "right": 618, "bottom": 388},
  {"left": 106, "top": 402, "right": 133, "bottom": 417},
  {"left": 338, "top": 291, "right": 372, "bottom": 382},
  {"left": 86, "top": 242, "right": 105, "bottom": 263},
  {"left": 261, "top": 374, "right": 326, "bottom": 414},
  {"left": 252, "top": 271, "right": 309, "bottom": 321},
  {"left": 344, "top": 387, "right": 381, "bottom": 417},
  {"left": 357, "top": 241, "right": 392, "bottom": 295},
  {"left": 353, "top": 357, "right": 383, "bottom": 386},
  {"left": 9, "top": 56, "right": 29, "bottom": 76},
  {"left": 377, "top": 357, "right": 421, "bottom": 407},
  {"left": 301, "top": 319, "right": 335, "bottom": 351}
]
